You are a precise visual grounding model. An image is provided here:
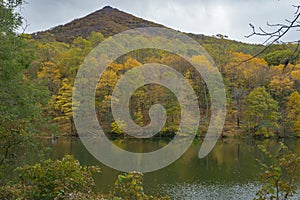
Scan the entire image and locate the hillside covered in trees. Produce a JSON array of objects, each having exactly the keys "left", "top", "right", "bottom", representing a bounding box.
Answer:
[
  {"left": 1, "top": 1, "right": 300, "bottom": 199},
  {"left": 25, "top": 6, "right": 300, "bottom": 139}
]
